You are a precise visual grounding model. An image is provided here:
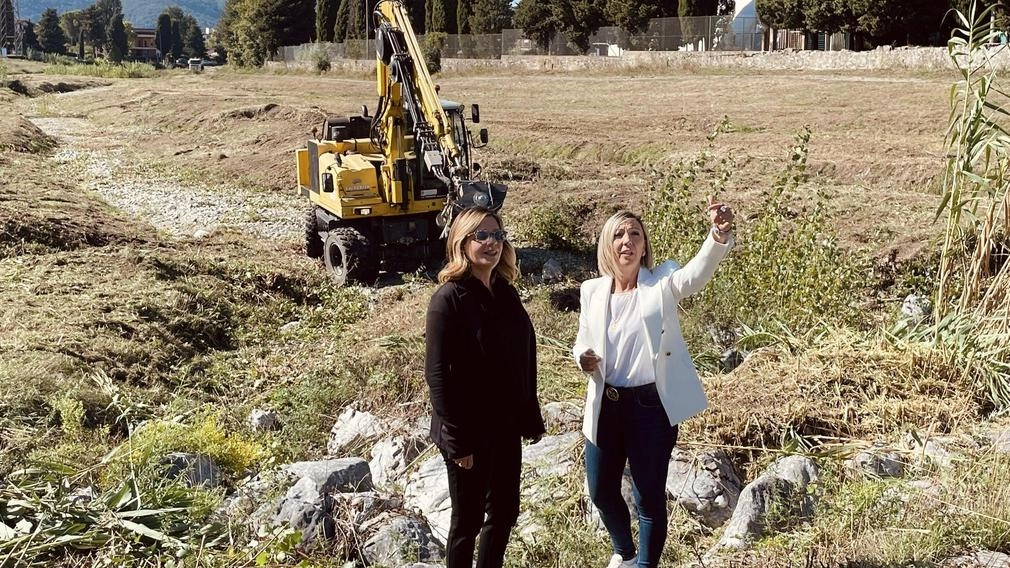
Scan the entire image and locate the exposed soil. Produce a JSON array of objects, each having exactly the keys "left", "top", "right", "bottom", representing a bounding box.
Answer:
[{"left": 5, "top": 66, "right": 946, "bottom": 264}]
